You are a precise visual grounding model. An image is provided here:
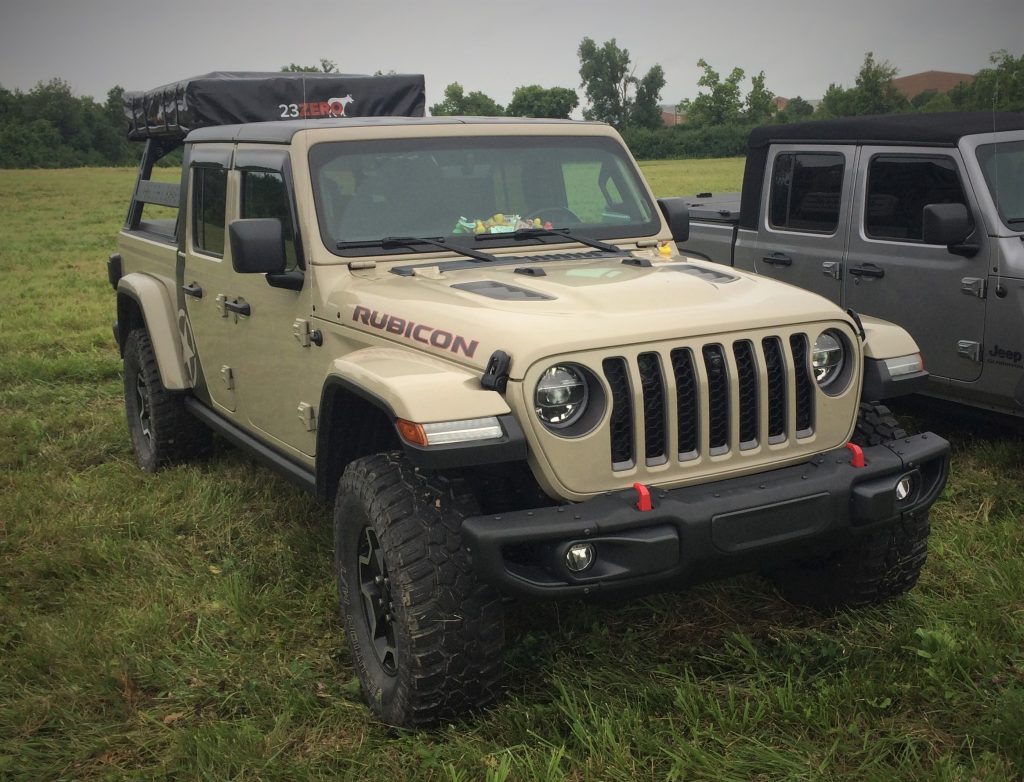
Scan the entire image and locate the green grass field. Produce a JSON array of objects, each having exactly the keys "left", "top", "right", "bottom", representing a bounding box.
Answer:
[{"left": 1, "top": 162, "right": 1022, "bottom": 780}]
